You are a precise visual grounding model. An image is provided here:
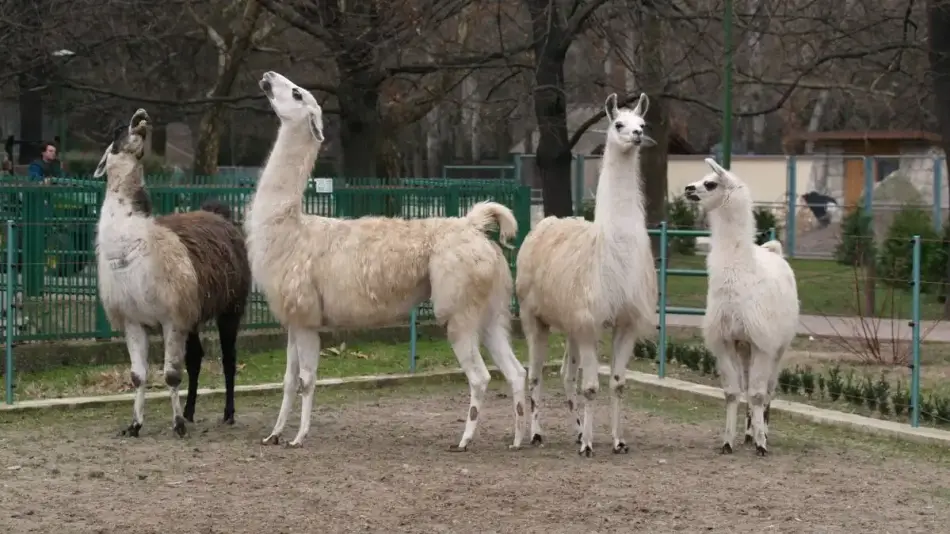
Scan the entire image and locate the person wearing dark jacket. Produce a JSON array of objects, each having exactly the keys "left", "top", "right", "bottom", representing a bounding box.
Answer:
[{"left": 28, "top": 142, "right": 62, "bottom": 183}]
